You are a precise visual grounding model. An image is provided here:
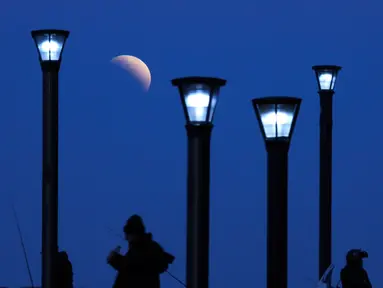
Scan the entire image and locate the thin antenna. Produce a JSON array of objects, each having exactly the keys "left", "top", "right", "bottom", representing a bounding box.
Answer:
[{"left": 11, "top": 202, "right": 35, "bottom": 288}]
